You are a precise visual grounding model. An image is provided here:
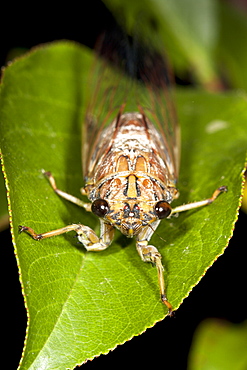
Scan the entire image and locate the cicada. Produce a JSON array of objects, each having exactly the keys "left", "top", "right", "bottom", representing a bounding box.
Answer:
[{"left": 19, "top": 37, "right": 227, "bottom": 316}]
